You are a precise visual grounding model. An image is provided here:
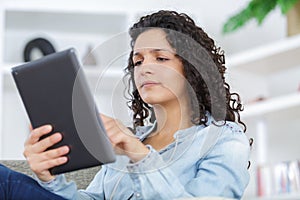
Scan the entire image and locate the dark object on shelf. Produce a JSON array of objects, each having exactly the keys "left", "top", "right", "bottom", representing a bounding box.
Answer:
[{"left": 23, "top": 37, "right": 56, "bottom": 62}]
